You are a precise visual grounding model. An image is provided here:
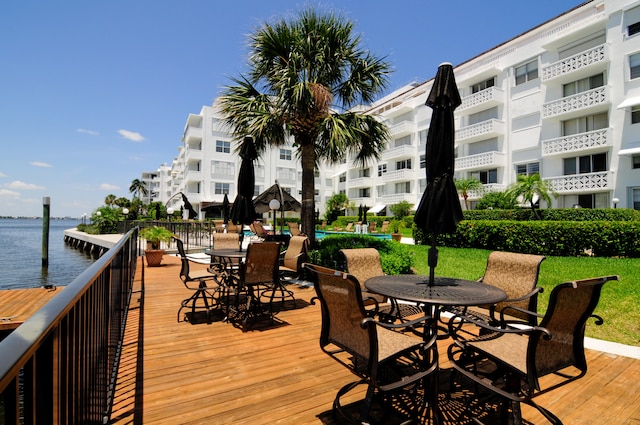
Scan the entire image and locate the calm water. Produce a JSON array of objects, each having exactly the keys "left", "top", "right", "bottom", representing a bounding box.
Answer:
[{"left": 0, "top": 218, "right": 97, "bottom": 290}]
